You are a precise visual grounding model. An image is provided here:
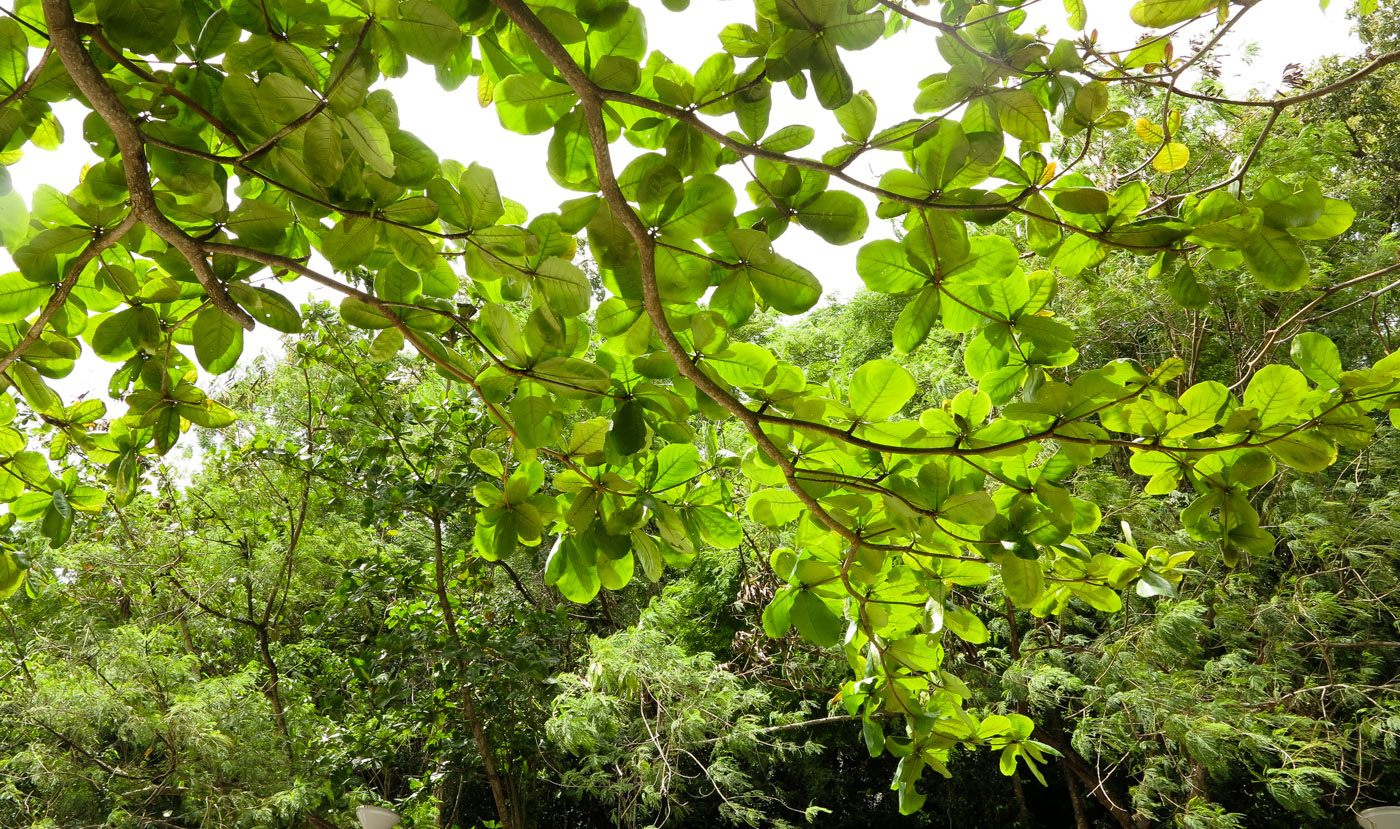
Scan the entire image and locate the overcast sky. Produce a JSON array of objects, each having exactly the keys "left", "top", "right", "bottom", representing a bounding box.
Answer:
[{"left": 0, "top": 0, "right": 1367, "bottom": 405}]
